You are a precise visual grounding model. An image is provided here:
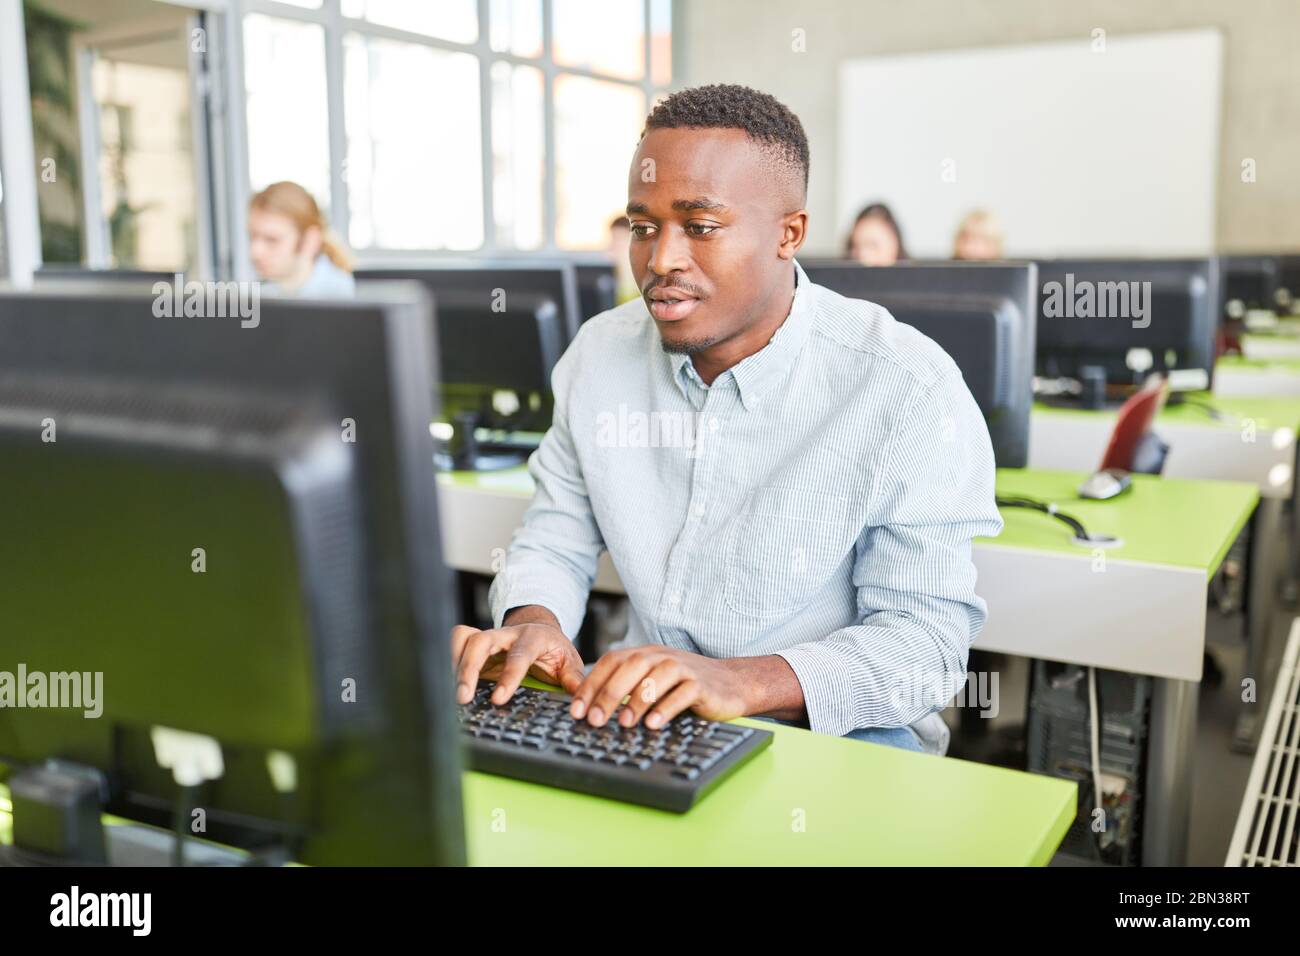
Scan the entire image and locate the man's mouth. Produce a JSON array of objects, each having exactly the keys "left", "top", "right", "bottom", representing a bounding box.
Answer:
[{"left": 646, "top": 287, "right": 702, "bottom": 322}]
